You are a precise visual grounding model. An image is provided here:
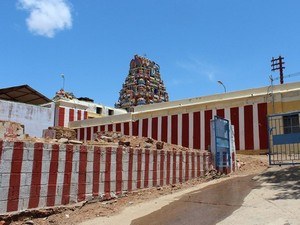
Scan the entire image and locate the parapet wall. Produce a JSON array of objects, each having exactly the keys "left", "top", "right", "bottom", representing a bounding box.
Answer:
[{"left": 0, "top": 140, "right": 211, "bottom": 215}]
